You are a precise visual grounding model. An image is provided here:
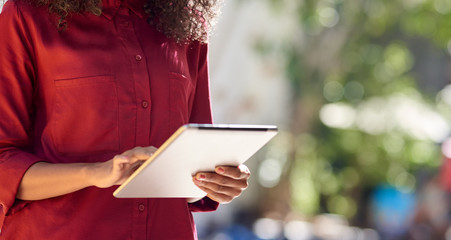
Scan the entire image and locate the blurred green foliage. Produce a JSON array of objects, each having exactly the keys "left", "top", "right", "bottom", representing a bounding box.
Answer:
[{"left": 259, "top": 0, "right": 451, "bottom": 225}]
